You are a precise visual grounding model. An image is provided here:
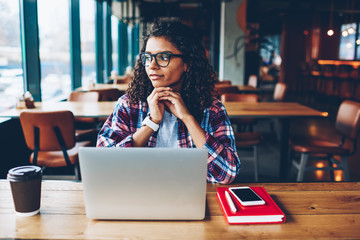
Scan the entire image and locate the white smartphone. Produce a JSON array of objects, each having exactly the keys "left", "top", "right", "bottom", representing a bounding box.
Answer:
[{"left": 229, "top": 187, "right": 265, "bottom": 206}]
